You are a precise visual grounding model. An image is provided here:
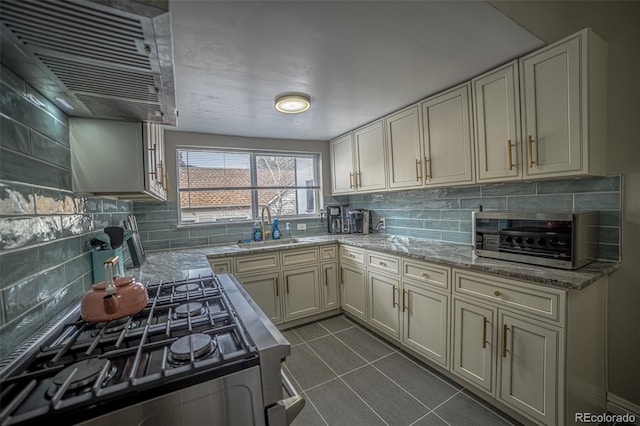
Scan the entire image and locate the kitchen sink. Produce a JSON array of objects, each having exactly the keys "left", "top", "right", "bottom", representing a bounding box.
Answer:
[{"left": 237, "top": 238, "right": 300, "bottom": 247}]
